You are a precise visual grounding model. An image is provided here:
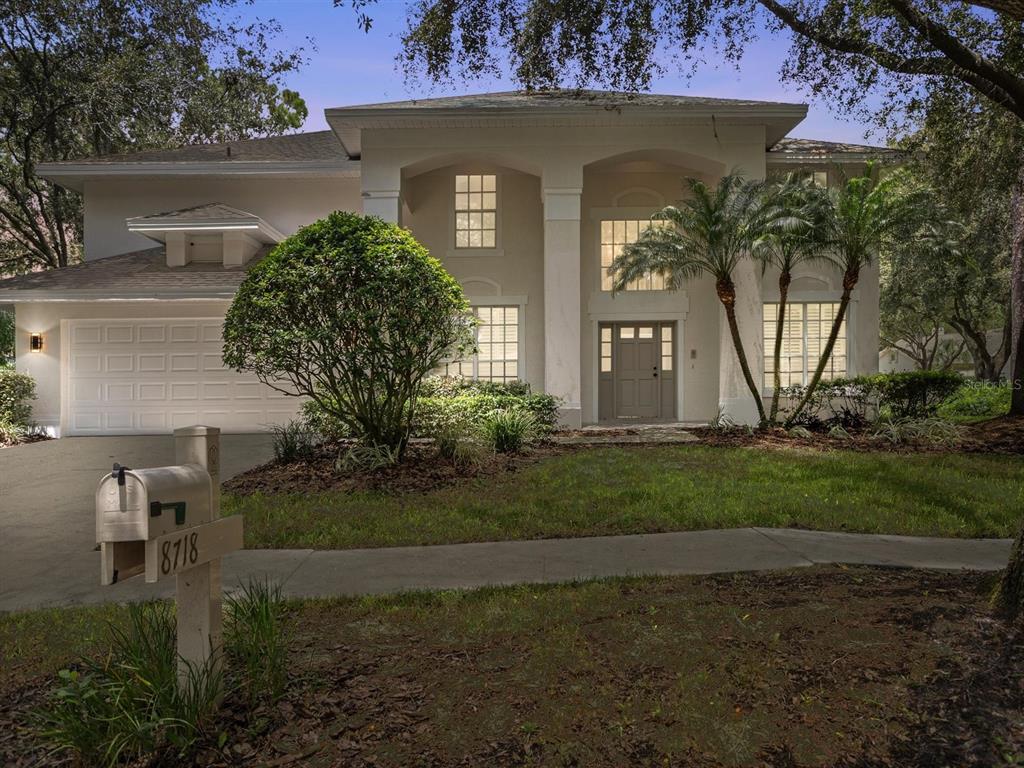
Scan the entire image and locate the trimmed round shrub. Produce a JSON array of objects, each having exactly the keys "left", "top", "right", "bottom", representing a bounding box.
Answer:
[{"left": 222, "top": 212, "right": 474, "bottom": 460}]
